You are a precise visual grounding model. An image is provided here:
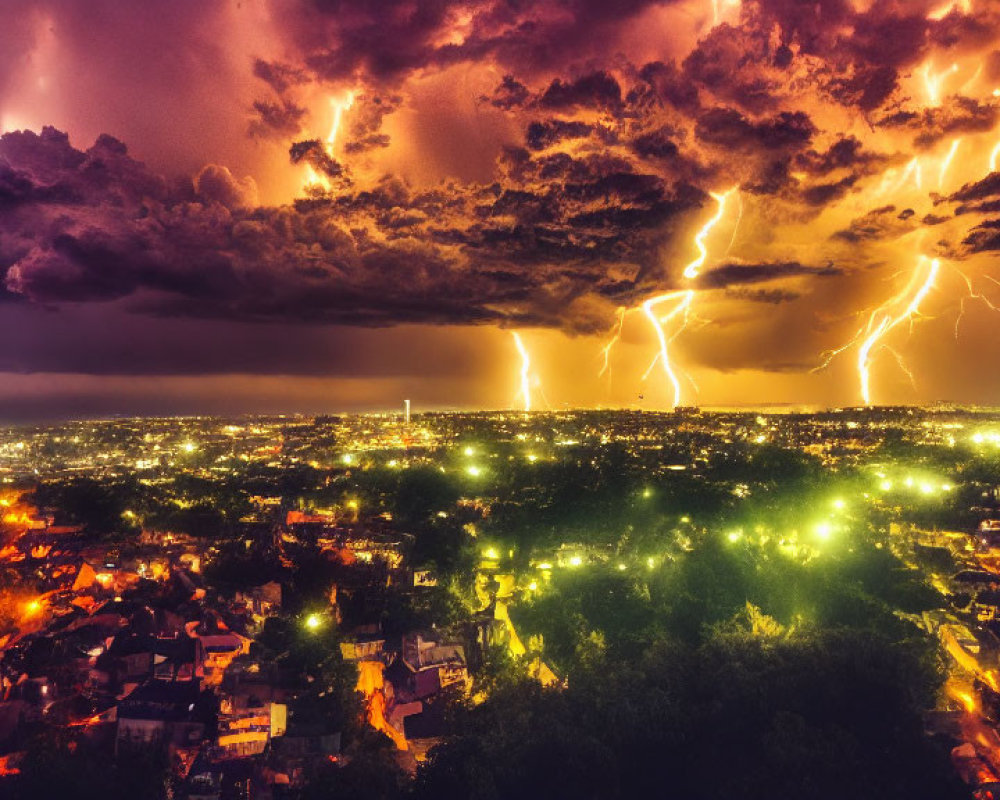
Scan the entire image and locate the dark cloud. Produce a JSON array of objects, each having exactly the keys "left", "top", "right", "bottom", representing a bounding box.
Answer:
[
  {"left": 724, "top": 286, "right": 801, "bottom": 304},
  {"left": 288, "top": 140, "right": 349, "bottom": 182},
  {"left": 832, "top": 205, "right": 919, "bottom": 243},
  {"left": 878, "top": 97, "right": 999, "bottom": 149},
  {"left": 950, "top": 172, "right": 1000, "bottom": 203},
  {"left": 695, "top": 108, "right": 815, "bottom": 151},
  {"left": 249, "top": 100, "right": 307, "bottom": 139},
  {"left": 962, "top": 218, "right": 1000, "bottom": 253},
  {"left": 697, "top": 260, "right": 839, "bottom": 289},
  {"left": 680, "top": 22, "right": 780, "bottom": 113},
  {"left": 801, "top": 173, "right": 858, "bottom": 206},
  {"left": 482, "top": 75, "right": 531, "bottom": 110},
  {"left": 538, "top": 71, "right": 623, "bottom": 112},
  {"left": 267, "top": 0, "right": 671, "bottom": 89},
  {"left": 922, "top": 213, "right": 950, "bottom": 225},
  {"left": 344, "top": 94, "right": 403, "bottom": 154},
  {"left": 252, "top": 59, "right": 309, "bottom": 94},
  {"left": 630, "top": 126, "right": 680, "bottom": 160},
  {"left": 525, "top": 119, "right": 594, "bottom": 151},
  {"left": 0, "top": 126, "right": 706, "bottom": 334},
  {"left": 794, "top": 136, "right": 880, "bottom": 176}
]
